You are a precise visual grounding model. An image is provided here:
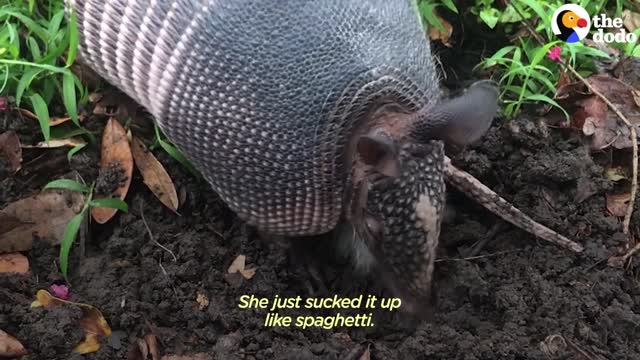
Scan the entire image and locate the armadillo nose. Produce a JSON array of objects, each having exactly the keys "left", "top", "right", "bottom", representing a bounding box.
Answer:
[{"left": 577, "top": 18, "right": 587, "bottom": 28}]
